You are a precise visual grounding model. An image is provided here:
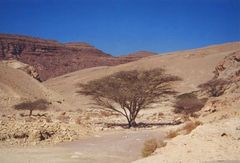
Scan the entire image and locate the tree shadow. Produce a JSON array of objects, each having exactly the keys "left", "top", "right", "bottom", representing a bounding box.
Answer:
[{"left": 96, "top": 121, "right": 182, "bottom": 129}]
